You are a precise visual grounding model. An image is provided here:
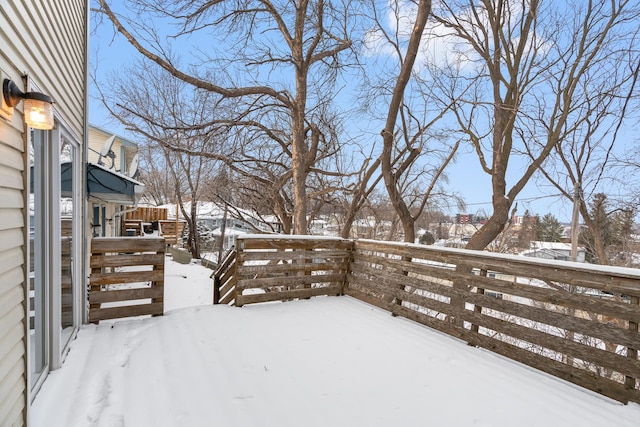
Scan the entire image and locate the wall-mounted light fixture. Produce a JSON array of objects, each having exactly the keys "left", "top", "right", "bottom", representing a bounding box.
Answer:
[{"left": 2, "top": 78, "right": 54, "bottom": 130}]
